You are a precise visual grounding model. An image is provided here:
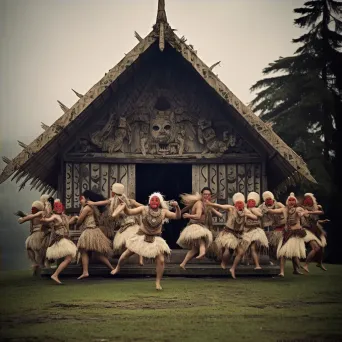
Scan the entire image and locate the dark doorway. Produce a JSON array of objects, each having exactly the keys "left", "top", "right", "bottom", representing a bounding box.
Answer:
[{"left": 136, "top": 163, "right": 192, "bottom": 248}]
